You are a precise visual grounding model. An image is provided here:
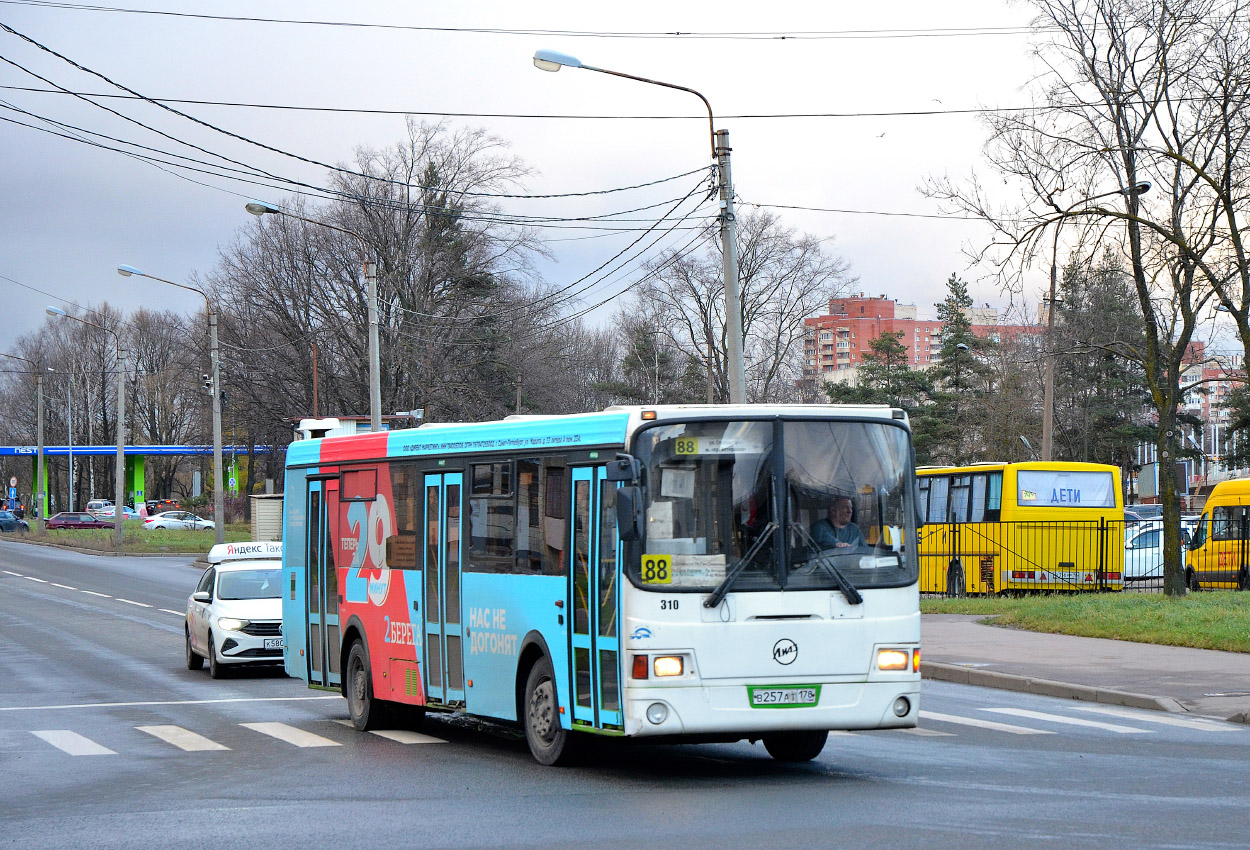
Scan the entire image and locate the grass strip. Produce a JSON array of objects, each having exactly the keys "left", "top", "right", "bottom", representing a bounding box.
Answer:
[
  {"left": 923, "top": 593, "right": 1250, "bottom": 653},
  {"left": 16, "top": 520, "right": 254, "bottom": 555}
]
